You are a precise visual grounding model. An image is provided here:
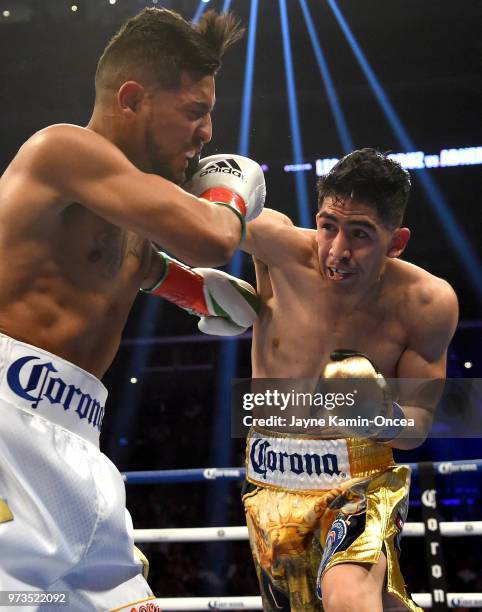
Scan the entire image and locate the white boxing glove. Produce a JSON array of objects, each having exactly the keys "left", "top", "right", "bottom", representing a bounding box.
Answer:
[
  {"left": 184, "top": 154, "right": 266, "bottom": 223},
  {"left": 194, "top": 267, "right": 259, "bottom": 335},
  {"left": 142, "top": 252, "right": 259, "bottom": 336}
]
